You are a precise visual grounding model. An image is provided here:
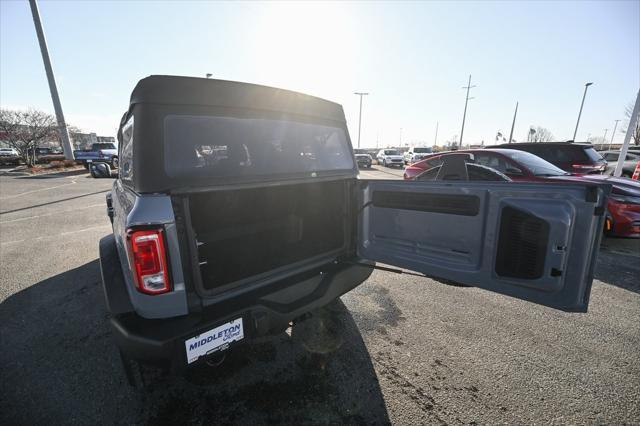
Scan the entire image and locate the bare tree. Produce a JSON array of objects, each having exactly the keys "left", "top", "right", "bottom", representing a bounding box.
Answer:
[
  {"left": 0, "top": 108, "right": 57, "bottom": 166},
  {"left": 67, "top": 125, "right": 85, "bottom": 150},
  {"left": 527, "top": 126, "right": 554, "bottom": 142},
  {"left": 587, "top": 136, "right": 608, "bottom": 149},
  {"left": 446, "top": 135, "right": 459, "bottom": 151},
  {"left": 621, "top": 101, "right": 640, "bottom": 146}
]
